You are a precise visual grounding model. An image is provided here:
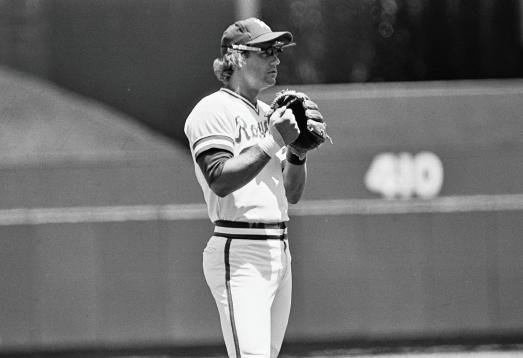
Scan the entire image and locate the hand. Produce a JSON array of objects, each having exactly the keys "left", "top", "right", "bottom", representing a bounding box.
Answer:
[{"left": 269, "top": 106, "right": 300, "bottom": 146}]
